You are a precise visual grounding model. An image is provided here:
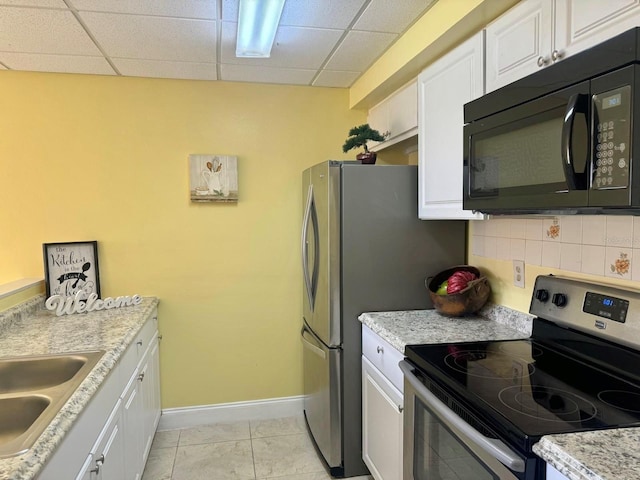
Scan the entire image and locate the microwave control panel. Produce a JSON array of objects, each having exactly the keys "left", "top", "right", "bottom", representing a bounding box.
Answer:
[{"left": 592, "top": 85, "right": 631, "bottom": 190}]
